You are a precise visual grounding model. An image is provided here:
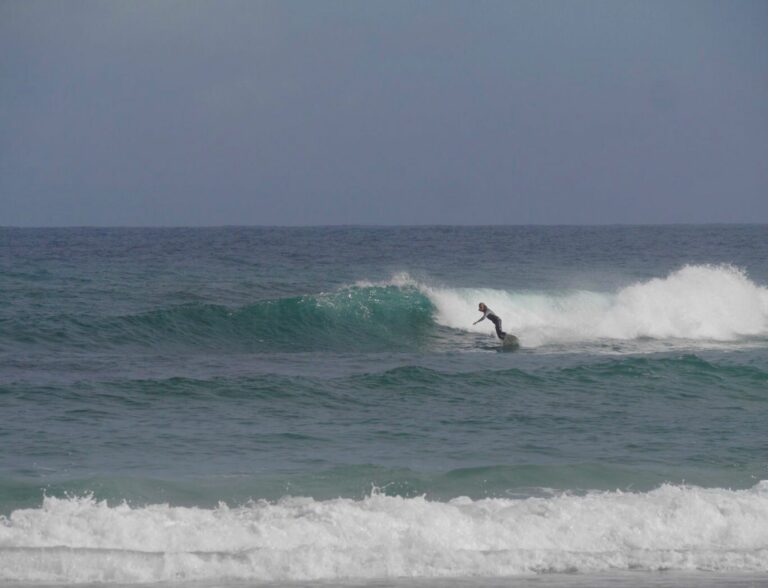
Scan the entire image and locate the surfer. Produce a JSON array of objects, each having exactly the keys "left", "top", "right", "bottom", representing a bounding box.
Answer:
[{"left": 473, "top": 303, "right": 506, "bottom": 340}]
